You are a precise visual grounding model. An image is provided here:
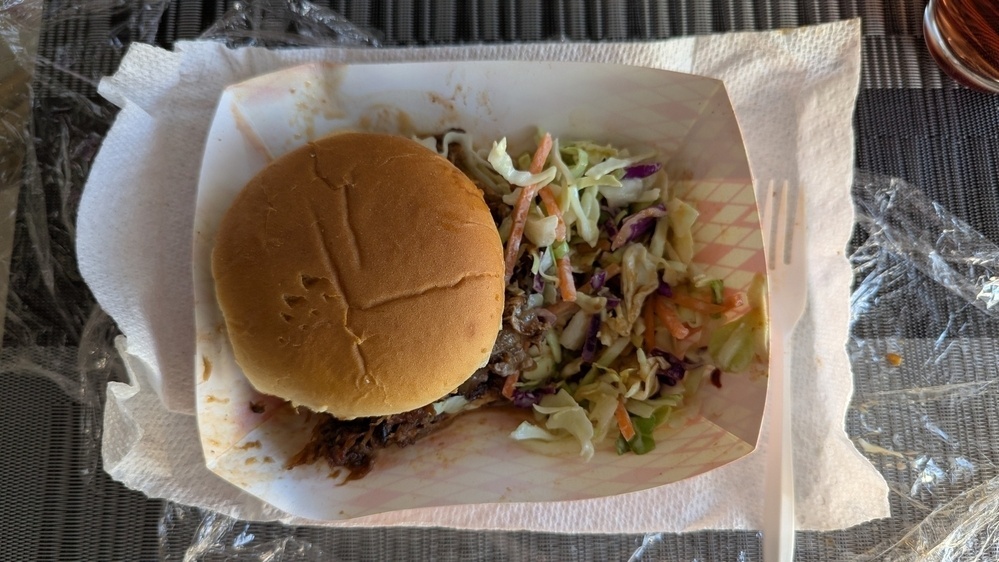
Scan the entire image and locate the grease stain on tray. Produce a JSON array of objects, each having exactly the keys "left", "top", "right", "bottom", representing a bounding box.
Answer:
[
  {"left": 288, "top": 63, "right": 346, "bottom": 142},
  {"left": 357, "top": 105, "right": 416, "bottom": 136},
  {"left": 237, "top": 440, "right": 262, "bottom": 450},
  {"left": 201, "top": 356, "right": 212, "bottom": 382},
  {"left": 427, "top": 88, "right": 465, "bottom": 129},
  {"left": 477, "top": 90, "right": 492, "bottom": 114}
]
